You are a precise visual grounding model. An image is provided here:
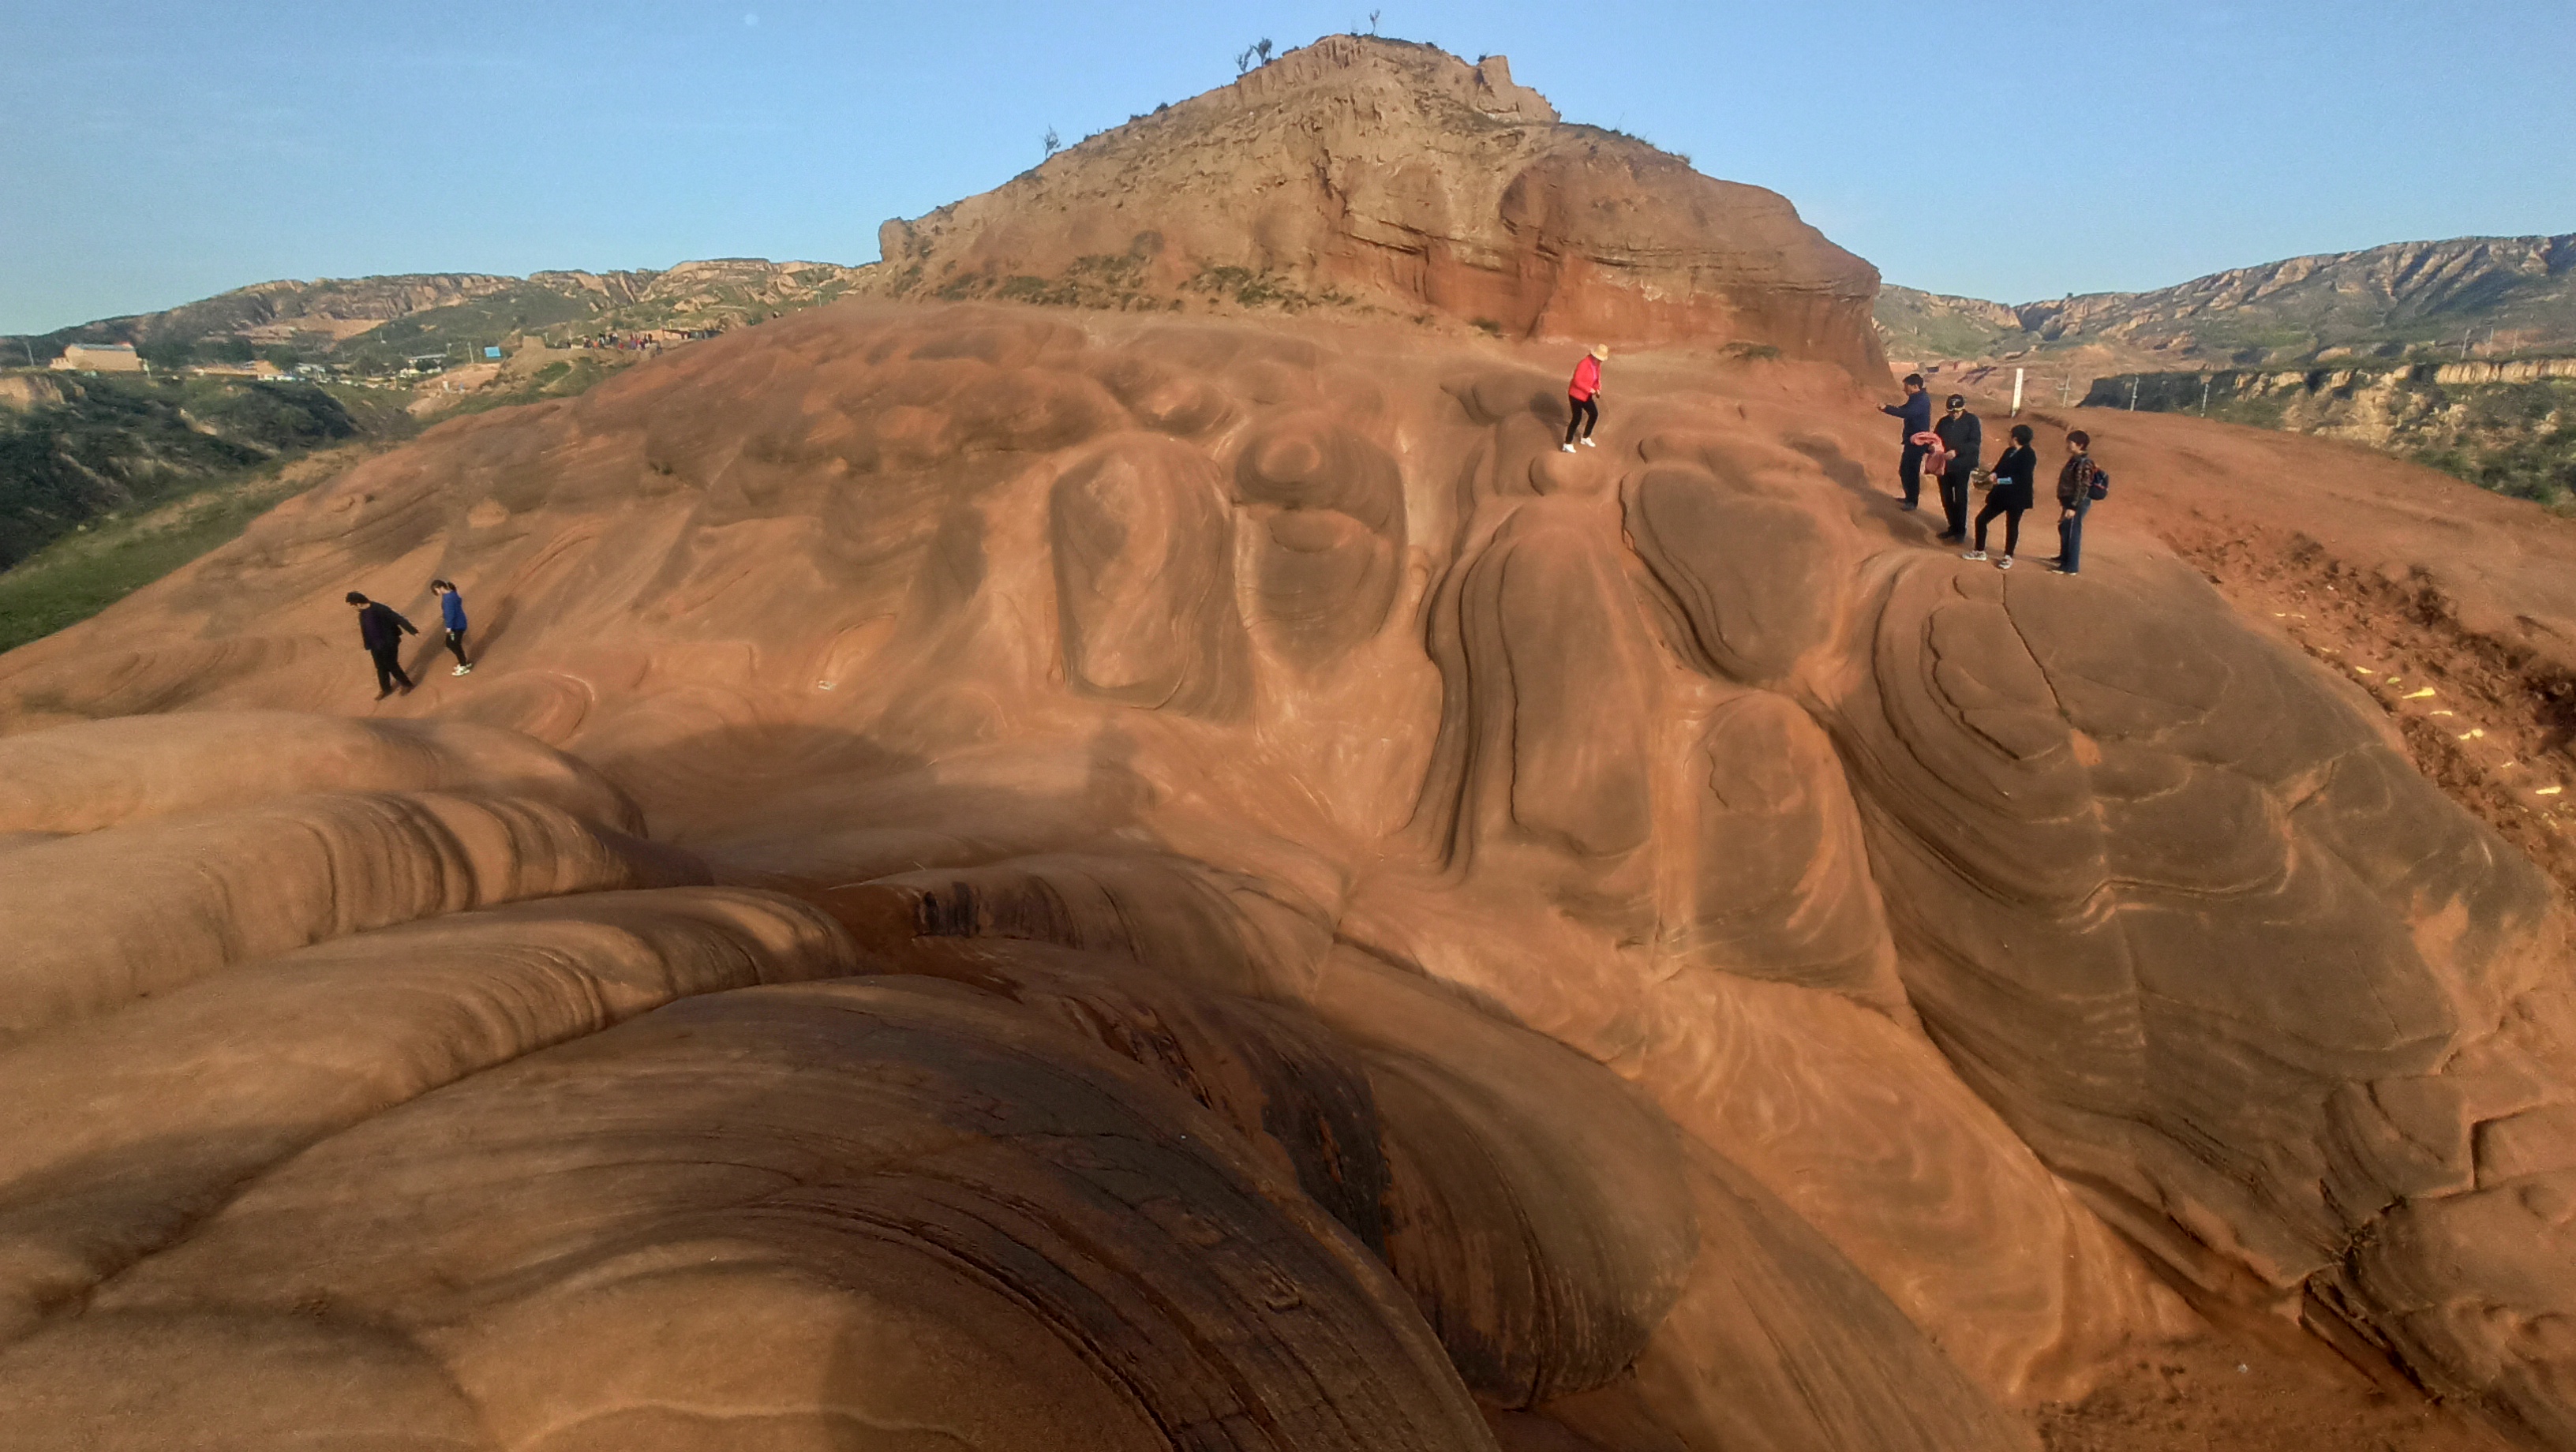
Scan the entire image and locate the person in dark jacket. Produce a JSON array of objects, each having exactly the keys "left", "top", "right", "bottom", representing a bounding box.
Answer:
[
  {"left": 431, "top": 579, "right": 473, "bottom": 675},
  {"left": 1962, "top": 423, "right": 2036, "bottom": 569},
  {"left": 1931, "top": 394, "right": 1982, "bottom": 541},
  {"left": 347, "top": 591, "right": 417, "bottom": 698},
  {"left": 1878, "top": 374, "right": 1931, "bottom": 509},
  {"left": 2053, "top": 430, "right": 2110, "bottom": 575}
]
